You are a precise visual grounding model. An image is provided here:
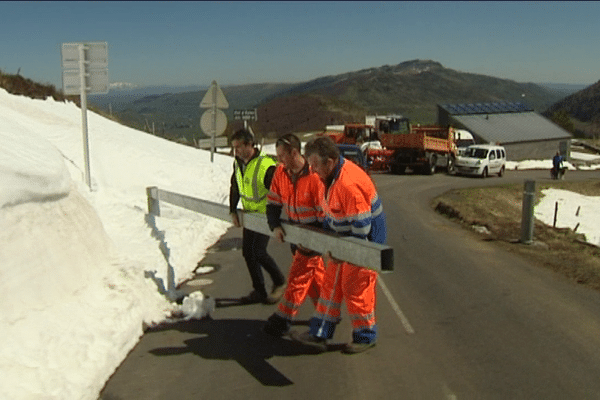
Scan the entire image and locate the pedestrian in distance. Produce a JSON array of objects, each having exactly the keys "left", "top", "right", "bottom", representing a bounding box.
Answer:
[
  {"left": 229, "top": 128, "right": 286, "bottom": 304},
  {"left": 262, "top": 133, "right": 326, "bottom": 337},
  {"left": 290, "top": 136, "right": 387, "bottom": 354},
  {"left": 552, "top": 151, "right": 565, "bottom": 180}
]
